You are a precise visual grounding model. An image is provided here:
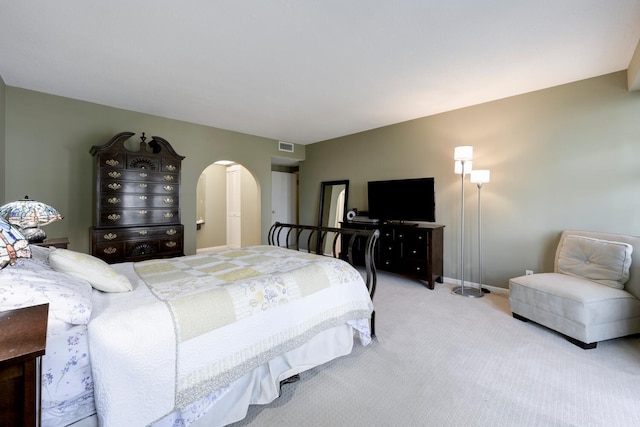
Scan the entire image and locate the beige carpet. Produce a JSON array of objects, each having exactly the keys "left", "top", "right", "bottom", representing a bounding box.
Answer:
[{"left": 231, "top": 271, "right": 640, "bottom": 427}]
